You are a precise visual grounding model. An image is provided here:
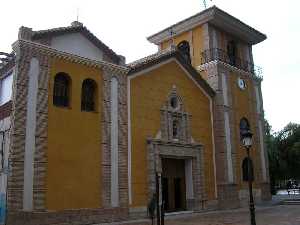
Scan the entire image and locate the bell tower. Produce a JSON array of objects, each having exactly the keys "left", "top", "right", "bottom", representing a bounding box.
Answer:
[{"left": 148, "top": 6, "right": 271, "bottom": 208}]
